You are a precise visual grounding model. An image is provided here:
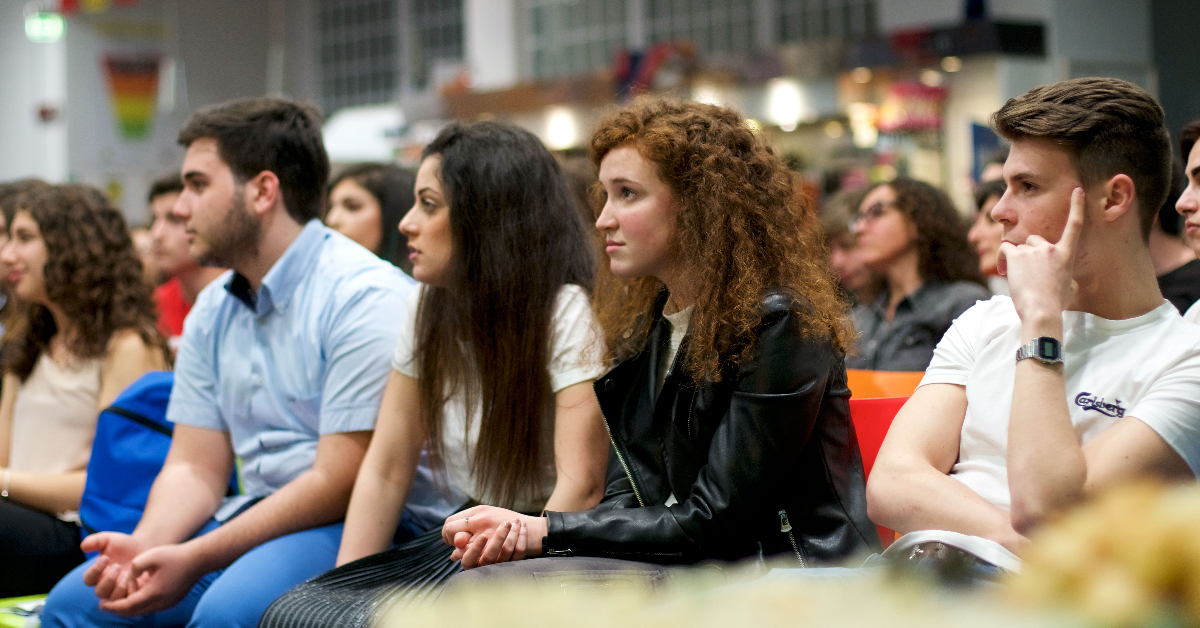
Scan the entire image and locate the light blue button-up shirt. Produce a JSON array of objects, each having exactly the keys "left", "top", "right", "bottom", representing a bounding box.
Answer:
[{"left": 169, "top": 220, "right": 461, "bottom": 529}]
